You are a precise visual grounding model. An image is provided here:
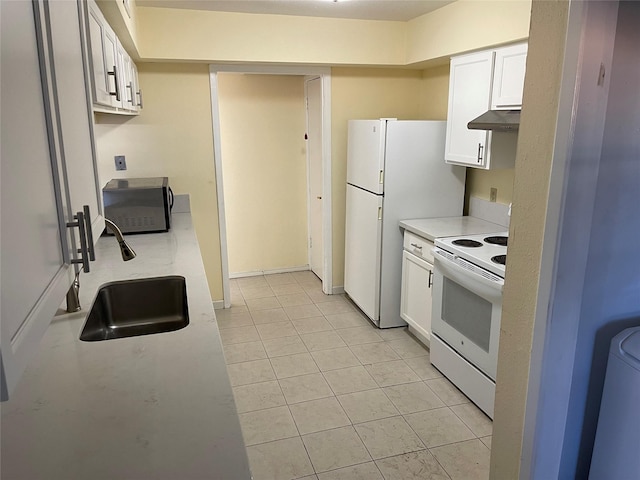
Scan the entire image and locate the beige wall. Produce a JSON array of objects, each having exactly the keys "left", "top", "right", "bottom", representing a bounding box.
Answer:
[
  {"left": 330, "top": 67, "right": 424, "bottom": 287},
  {"left": 490, "top": 2, "right": 570, "bottom": 478},
  {"left": 217, "top": 74, "right": 308, "bottom": 275},
  {"left": 93, "top": 63, "right": 224, "bottom": 301}
]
